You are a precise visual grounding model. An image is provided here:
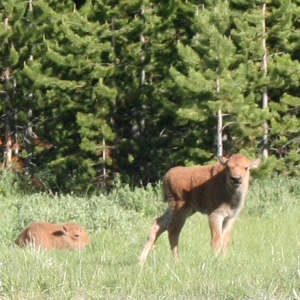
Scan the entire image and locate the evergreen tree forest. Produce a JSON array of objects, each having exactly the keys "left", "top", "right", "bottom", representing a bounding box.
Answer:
[{"left": 1, "top": 0, "right": 299, "bottom": 194}]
